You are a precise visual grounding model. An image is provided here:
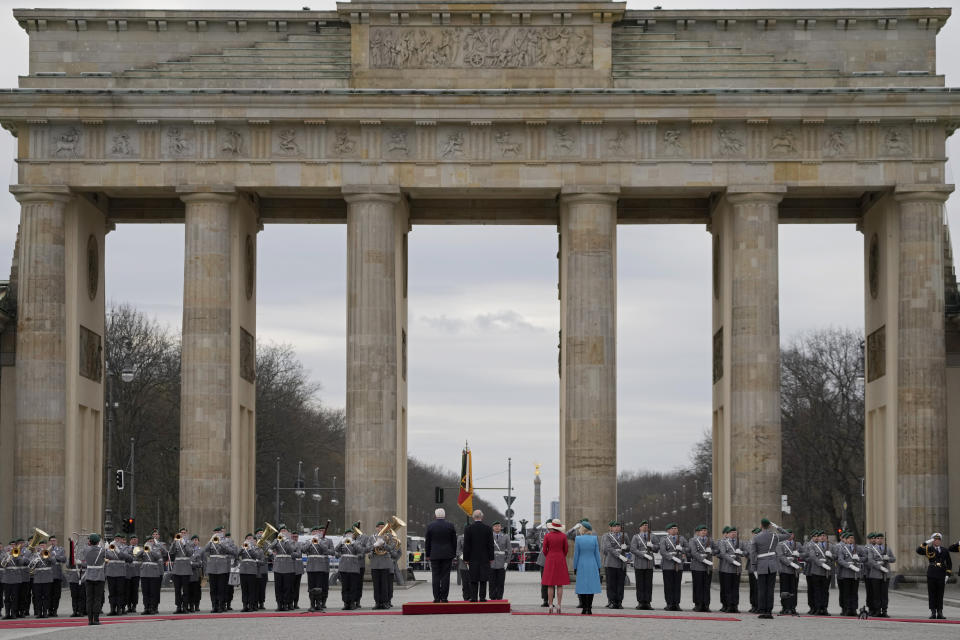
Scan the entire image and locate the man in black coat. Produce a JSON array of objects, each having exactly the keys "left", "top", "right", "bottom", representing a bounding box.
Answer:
[
  {"left": 425, "top": 508, "right": 457, "bottom": 603},
  {"left": 917, "top": 532, "right": 960, "bottom": 619},
  {"left": 462, "top": 510, "right": 495, "bottom": 602}
]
